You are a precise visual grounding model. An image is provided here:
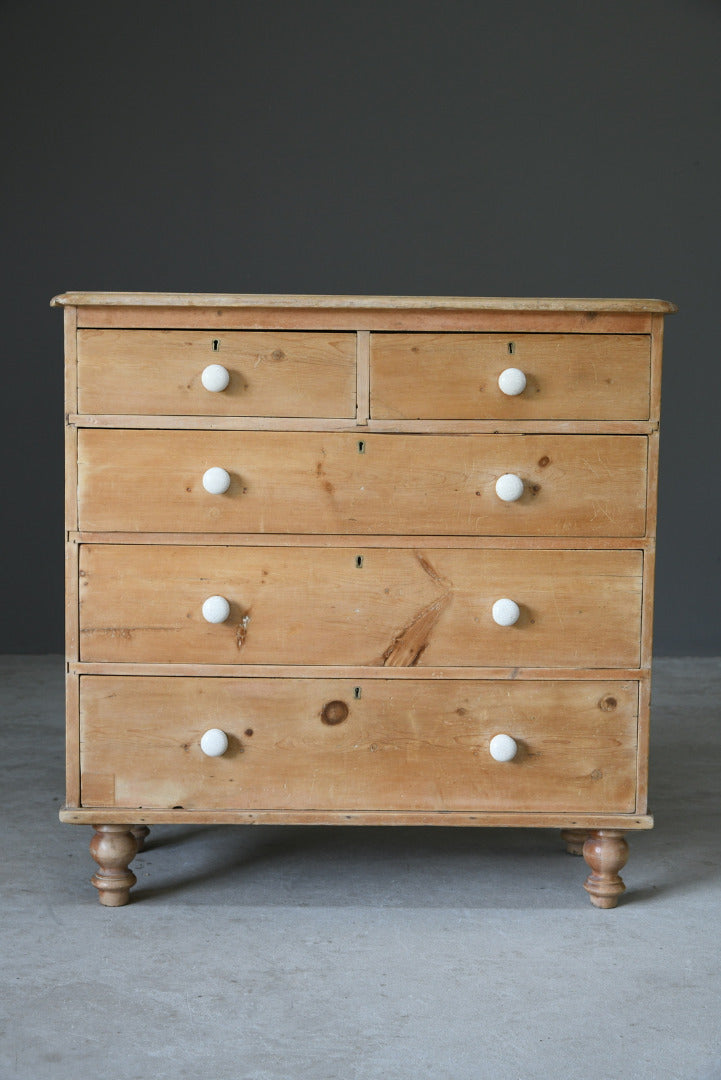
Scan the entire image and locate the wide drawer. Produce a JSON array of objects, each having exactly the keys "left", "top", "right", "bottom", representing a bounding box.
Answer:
[
  {"left": 370, "top": 333, "right": 651, "bottom": 419},
  {"left": 76, "top": 329, "right": 357, "bottom": 417},
  {"left": 77, "top": 430, "right": 648, "bottom": 536},
  {"left": 79, "top": 676, "right": 638, "bottom": 812},
  {"left": 79, "top": 545, "right": 643, "bottom": 666}
]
